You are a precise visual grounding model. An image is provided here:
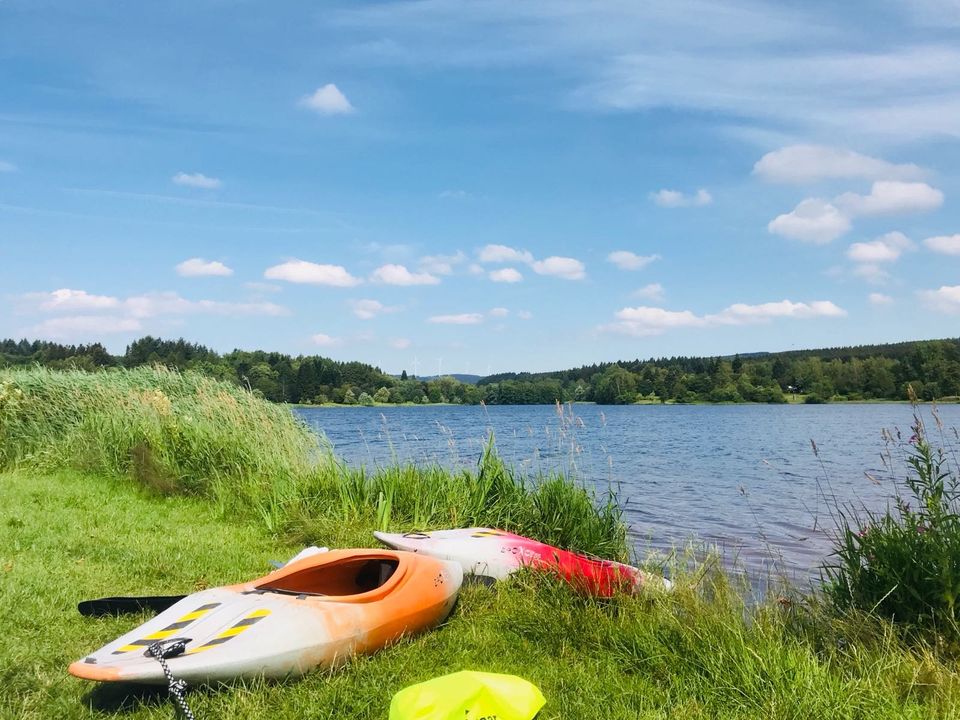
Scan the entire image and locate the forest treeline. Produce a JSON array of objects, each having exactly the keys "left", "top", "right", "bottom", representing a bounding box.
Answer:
[{"left": 2, "top": 335, "right": 959, "bottom": 405}]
